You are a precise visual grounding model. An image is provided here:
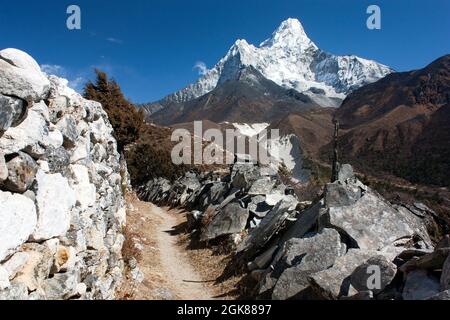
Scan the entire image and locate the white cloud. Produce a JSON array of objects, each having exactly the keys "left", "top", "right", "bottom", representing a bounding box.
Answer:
[
  {"left": 40, "top": 64, "right": 86, "bottom": 93},
  {"left": 41, "top": 64, "right": 65, "bottom": 76},
  {"left": 106, "top": 37, "right": 124, "bottom": 44},
  {"left": 193, "top": 61, "right": 209, "bottom": 76}
]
